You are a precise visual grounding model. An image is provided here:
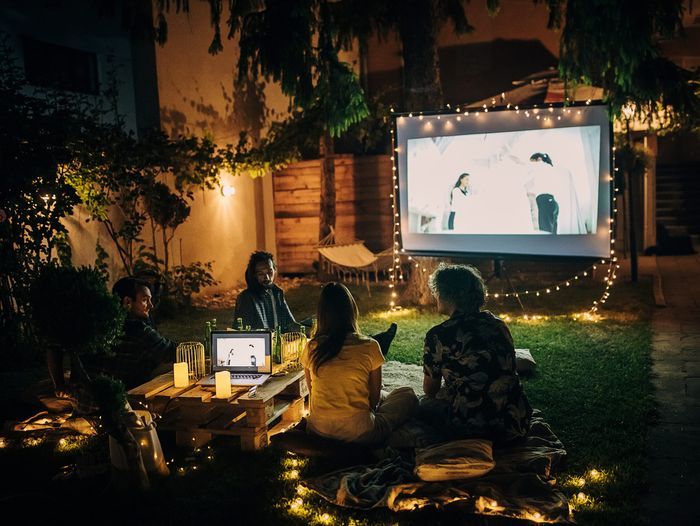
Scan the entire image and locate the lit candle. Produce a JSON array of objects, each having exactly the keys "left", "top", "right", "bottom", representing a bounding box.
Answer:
[
  {"left": 173, "top": 362, "right": 189, "bottom": 388},
  {"left": 215, "top": 371, "right": 232, "bottom": 398}
]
